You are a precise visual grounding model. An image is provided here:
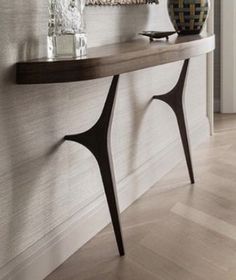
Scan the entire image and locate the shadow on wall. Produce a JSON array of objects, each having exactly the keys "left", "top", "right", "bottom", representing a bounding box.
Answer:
[
  {"left": 117, "top": 5, "right": 150, "bottom": 41},
  {"left": 116, "top": 5, "right": 154, "bottom": 194},
  {"left": 86, "top": 4, "right": 151, "bottom": 45},
  {"left": 0, "top": 0, "right": 66, "bottom": 274}
]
